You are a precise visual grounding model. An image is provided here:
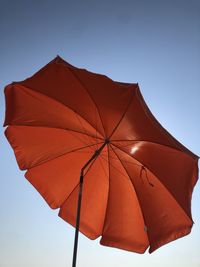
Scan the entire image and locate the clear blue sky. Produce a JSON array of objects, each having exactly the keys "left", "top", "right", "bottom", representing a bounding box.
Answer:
[{"left": 0, "top": 1, "right": 199, "bottom": 267}]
